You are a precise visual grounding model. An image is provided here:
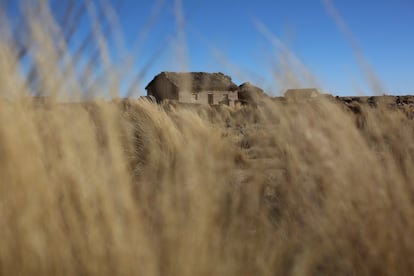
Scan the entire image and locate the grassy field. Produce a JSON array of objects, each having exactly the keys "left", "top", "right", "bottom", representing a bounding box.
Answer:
[{"left": 1, "top": 2, "right": 414, "bottom": 276}]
